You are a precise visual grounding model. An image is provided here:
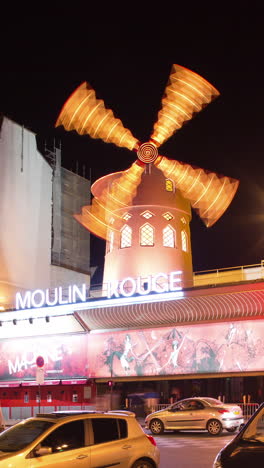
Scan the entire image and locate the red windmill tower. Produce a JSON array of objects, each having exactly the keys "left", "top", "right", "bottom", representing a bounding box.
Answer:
[{"left": 56, "top": 65, "right": 239, "bottom": 294}]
